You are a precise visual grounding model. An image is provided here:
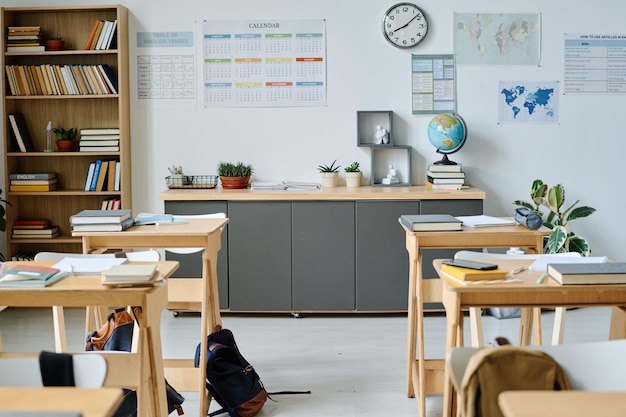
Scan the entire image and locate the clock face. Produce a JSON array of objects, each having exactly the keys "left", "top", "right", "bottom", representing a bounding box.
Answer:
[{"left": 382, "top": 3, "right": 428, "bottom": 48}]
